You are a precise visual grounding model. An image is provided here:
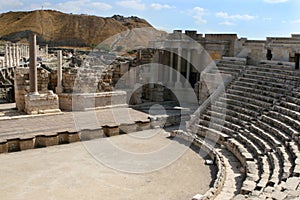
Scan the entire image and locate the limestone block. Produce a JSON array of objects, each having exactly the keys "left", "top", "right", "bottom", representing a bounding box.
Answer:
[
  {"left": 19, "top": 136, "right": 35, "bottom": 150},
  {"left": 68, "top": 132, "right": 80, "bottom": 143},
  {"left": 136, "top": 120, "right": 151, "bottom": 131},
  {"left": 80, "top": 129, "right": 104, "bottom": 141},
  {"left": 35, "top": 134, "right": 59, "bottom": 147},
  {"left": 103, "top": 125, "right": 119, "bottom": 137},
  {"left": 0, "top": 140, "right": 8, "bottom": 153},
  {"left": 7, "top": 138, "right": 20, "bottom": 152},
  {"left": 119, "top": 123, "right": 137, "bottom": 134},
  {"left": 57, "top": 132, "right": 69, "bottom": 144}
]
